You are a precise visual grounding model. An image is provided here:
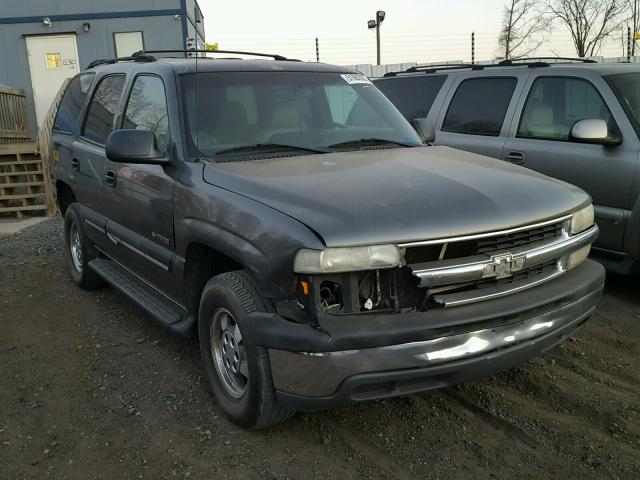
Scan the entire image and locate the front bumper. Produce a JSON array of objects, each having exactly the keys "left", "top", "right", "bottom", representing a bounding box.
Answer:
[{"left": 250, "top": 260, "right": 604, "bottom": 410}]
